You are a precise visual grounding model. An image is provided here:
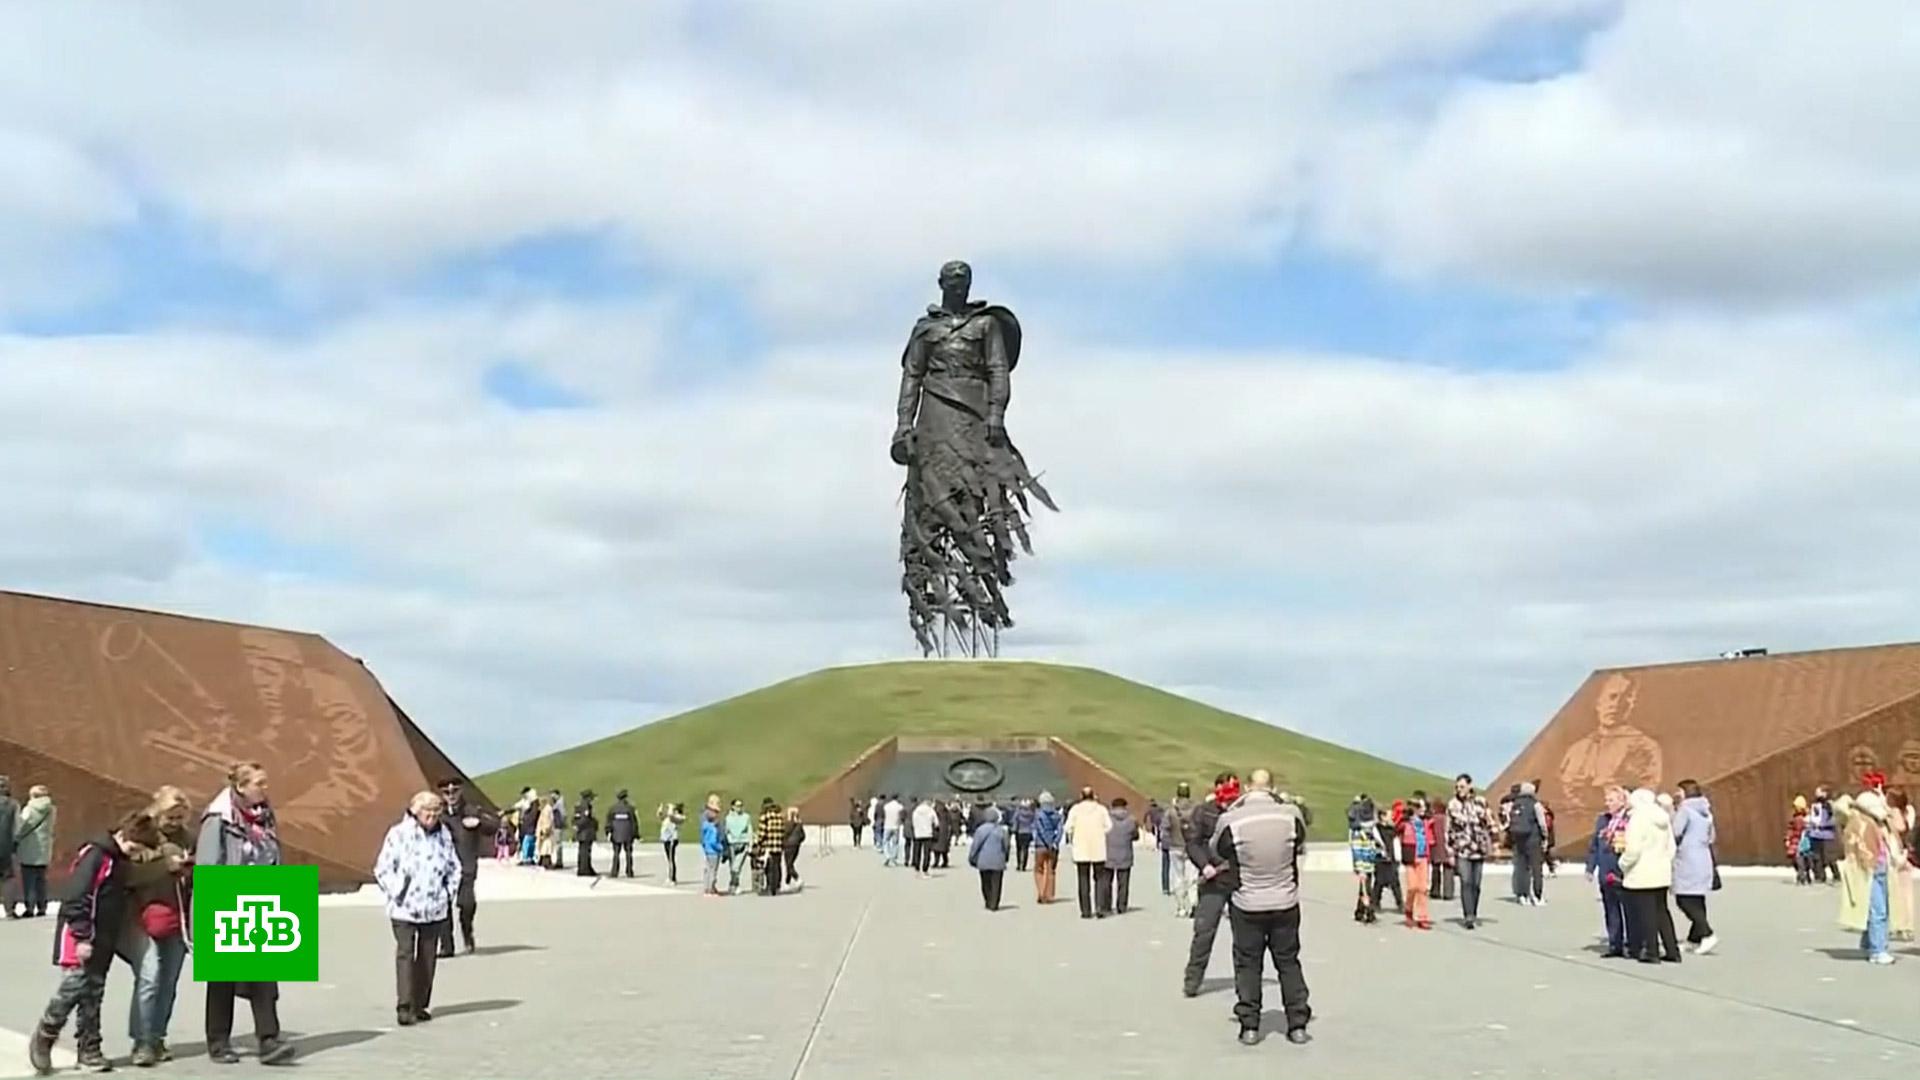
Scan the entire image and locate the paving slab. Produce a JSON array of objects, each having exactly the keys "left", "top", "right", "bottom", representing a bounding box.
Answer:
[{"left": 0, "top": 847, "right": 1914, "bottom": 1079}]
